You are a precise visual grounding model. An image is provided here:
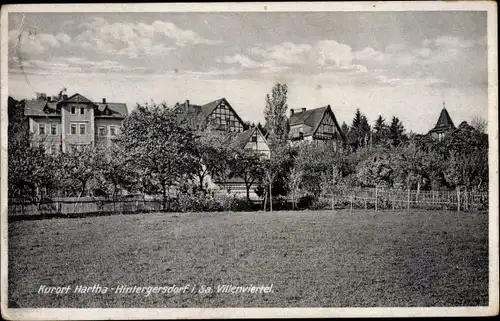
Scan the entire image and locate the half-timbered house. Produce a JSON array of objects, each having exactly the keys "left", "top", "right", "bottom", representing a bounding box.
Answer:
[
  {"left": 174, "top": 98, "right": 270, "bottom": 198},
  {"left": 288, "top": 105, "right": 345, "bottom": 148},
  {"left": 174, "top": 98, "right": 270, "bottom": 156}
]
